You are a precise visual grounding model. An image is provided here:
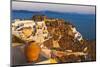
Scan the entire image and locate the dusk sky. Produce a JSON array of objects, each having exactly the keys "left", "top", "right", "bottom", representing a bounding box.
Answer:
[{"left": 12, "top": 1, "right": 95, "bottom": 14}]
